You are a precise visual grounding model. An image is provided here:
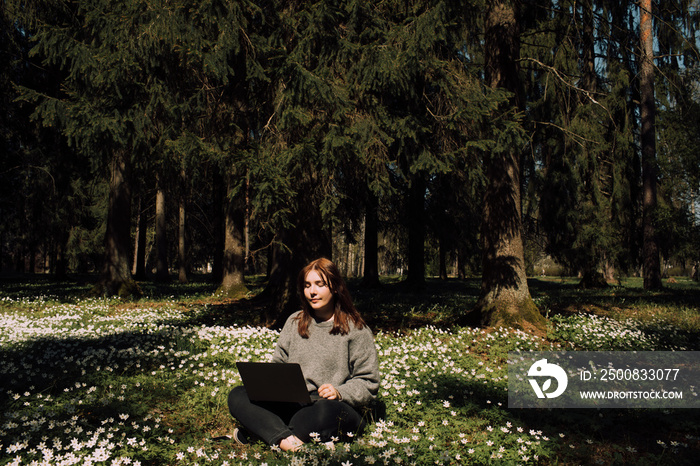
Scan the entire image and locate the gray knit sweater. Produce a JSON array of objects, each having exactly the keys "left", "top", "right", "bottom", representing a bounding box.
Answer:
[{"left": 271, "top": 311, "right": 380, "bottom": 408}]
